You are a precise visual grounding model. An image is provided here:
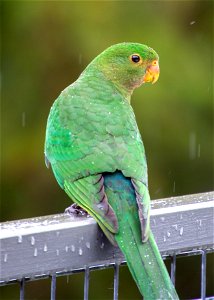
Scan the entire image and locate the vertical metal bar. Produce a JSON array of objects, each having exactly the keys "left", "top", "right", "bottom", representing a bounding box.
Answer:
[
  {"left": 113, "top": 263, "right": 119, "bottom": 300},
  {"left": 51, "top": 275, "right": 56, "bottom": 300},
  {"left": 20, "top": 279, "right": 25, "bottom": 300},
  {"left": 170, "top": 254, "right": 176, "bottom": 286},
  {"left": 201, "top": 250, "right": 206, "bottom": 300},
  {"left": 84, "top": 267, "right": 90, "bottom": 300}
]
